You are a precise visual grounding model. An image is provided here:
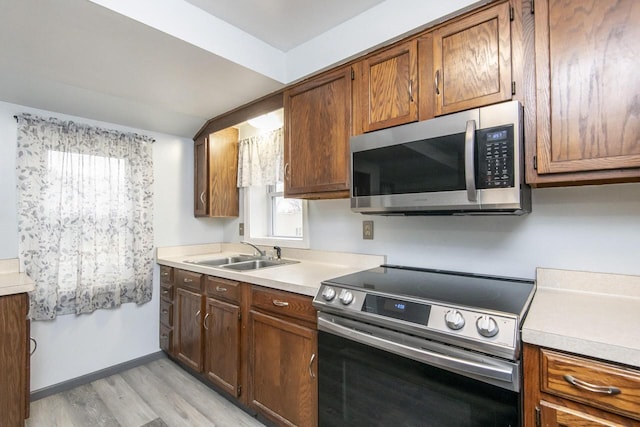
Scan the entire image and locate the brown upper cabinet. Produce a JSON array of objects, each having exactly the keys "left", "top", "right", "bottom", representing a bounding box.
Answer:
[
  {"left": 194, "top": 134, "right": 208, "bottom": 217},
  {"left": 284, "top": 66, "right": 352, "bottom": 199},
  {"left": 432, "top": 1, "right": 513, "bottom": 116},
  {"left": 193, "top": 127, "right": 239, "bottom": 217},
  {"left": 530, "top": 0, "right": 640, "bottom": 185},
  {"left": 354, "top": 40, "right": 418, "bottom": 133}
]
